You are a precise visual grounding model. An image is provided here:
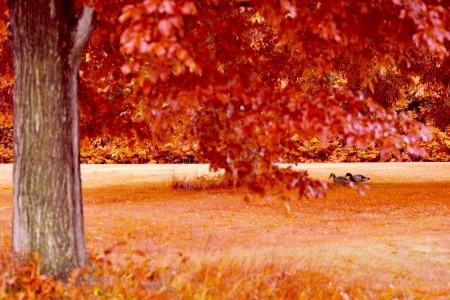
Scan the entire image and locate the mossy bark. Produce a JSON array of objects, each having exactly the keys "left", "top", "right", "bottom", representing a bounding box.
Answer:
[{"left": 8, "top": 0, "right": 95, "bottom": 280}]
